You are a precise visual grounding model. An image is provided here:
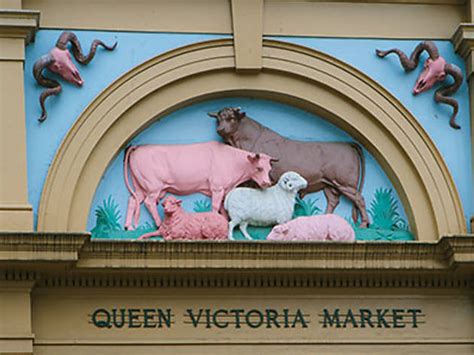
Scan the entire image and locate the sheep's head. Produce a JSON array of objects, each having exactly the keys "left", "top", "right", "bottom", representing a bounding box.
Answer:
[
  {"left": 161, "top": 196, "right": 182, "bottom": 215},
  {"left": 413, "top": 56, "right": 446, "bottom": 95},
  {"left": 48, "top": 47, "right": 84, "bottom": 87},
  {"left": 278, "top": 171, "right": 308, "bottom": 193}
]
